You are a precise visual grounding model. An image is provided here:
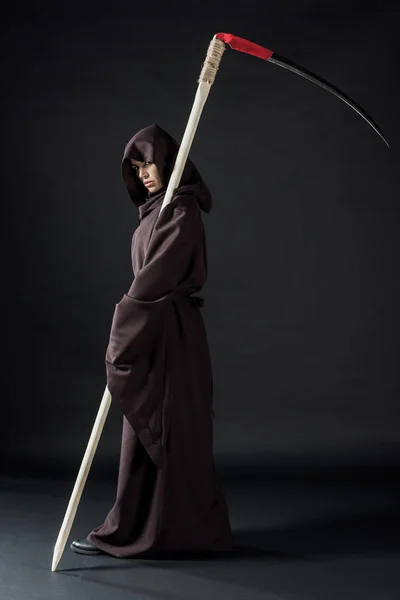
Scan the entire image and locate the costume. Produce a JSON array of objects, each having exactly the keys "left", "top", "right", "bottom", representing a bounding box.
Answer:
[
  {"left": 63, "top": 31, "right": 386, "bottom": 569},
  {"left": 87, "top": 124, "right": 232, "bottom": 556}
]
